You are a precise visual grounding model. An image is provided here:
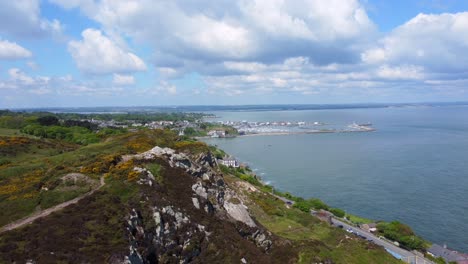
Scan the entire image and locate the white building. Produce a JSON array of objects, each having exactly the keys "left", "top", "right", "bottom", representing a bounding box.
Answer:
[
  {"left": 207, "top": 130, "right": 226, "bottom": 138},
  {"left": 218, "top": 158, "right": 239, "bottom": 168}
]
